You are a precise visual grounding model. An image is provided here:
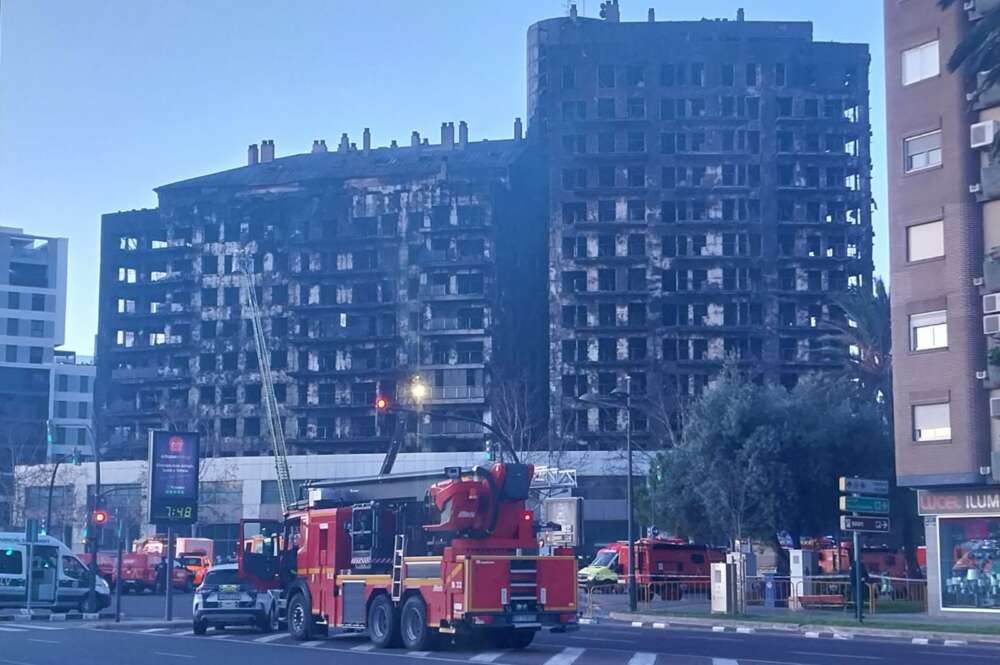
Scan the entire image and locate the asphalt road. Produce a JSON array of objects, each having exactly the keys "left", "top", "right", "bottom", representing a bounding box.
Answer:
[{"left": 0, "top": 619, "right": 997, "bottom": 665}]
